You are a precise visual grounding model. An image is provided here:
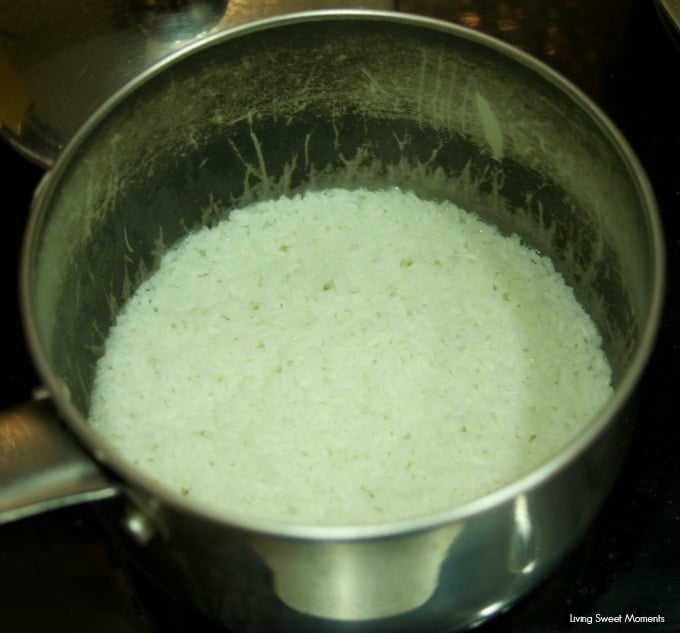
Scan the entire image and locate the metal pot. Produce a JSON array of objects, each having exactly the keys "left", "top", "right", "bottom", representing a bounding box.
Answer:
[{"left": 0, "top": 11, "right": 665, "bottom": 632}]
